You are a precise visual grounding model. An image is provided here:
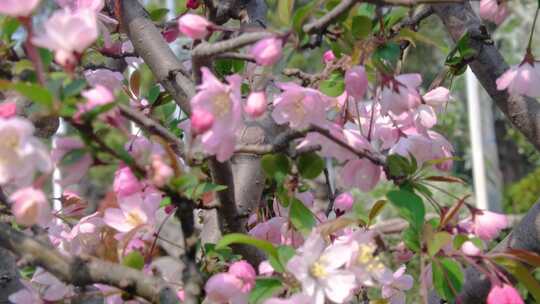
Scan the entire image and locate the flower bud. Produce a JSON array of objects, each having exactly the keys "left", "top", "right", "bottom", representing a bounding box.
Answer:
[
  {"left": 334, "top": 192, "right": 354, "bottom": 215},
  {"left": 178, "top": 14, "right": 212, "bottom": 39},
  {"left": 323, "top": 50, "right": 335, "bottom": 63},
  {"left": 186, "top": 0, "right": 200, "bottom": 9},
  {"left": 0, "top": 0, "right": 40, "bottom": 17},
  {"left": 245, "top": 91, "right": 267, "bottom": 118},
  {"left": 487, "top": 284, "right": 524, "bottom": 304},
  {"left": 345, "top": 65, "right": 368, "bottom": 100},
  {"left": 113, "top": 166, "right": 143, "bottom": 198},
  {"left": 250, "top": 37, "right": 283, "bottom": 66},
  {"left": 0, "top": 101, "right": 17, "bottom": 118},
  {"left": 10, "top": 187, "right": 51, "bottom": 226},
  {"left": 190, "top": 108, "right": 214, "bottom": 135}
]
